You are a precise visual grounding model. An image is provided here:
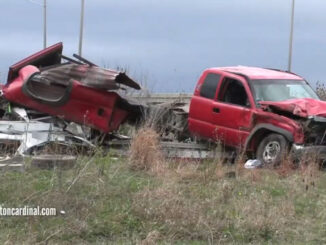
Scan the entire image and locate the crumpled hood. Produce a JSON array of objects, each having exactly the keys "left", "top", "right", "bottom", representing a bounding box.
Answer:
[{"left": 259, "top": 98, "right": 326, "bottom": 118}]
